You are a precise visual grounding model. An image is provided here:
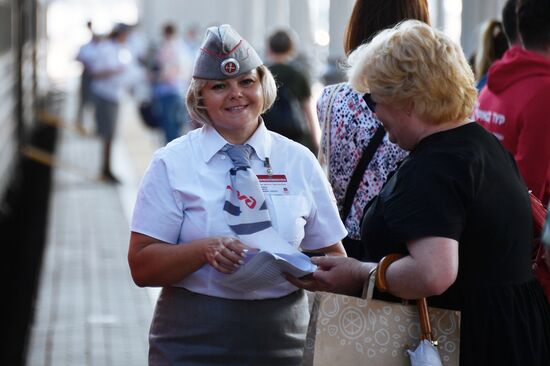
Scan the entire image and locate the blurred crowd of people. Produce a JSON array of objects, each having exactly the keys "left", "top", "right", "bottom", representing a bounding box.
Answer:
[
  {"left": 74, "top": 20, "right": 199, "bottom": 182},
  {"left": 74, "top": 19, "right": 332, "bottom": 184}
]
